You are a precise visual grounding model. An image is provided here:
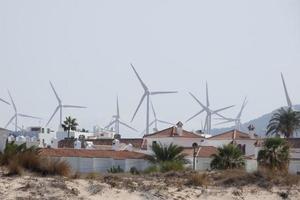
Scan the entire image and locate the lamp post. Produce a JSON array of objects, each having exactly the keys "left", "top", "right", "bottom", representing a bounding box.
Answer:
[{"left": 192, "top": 143, "right": 198, "bottom": 170}]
